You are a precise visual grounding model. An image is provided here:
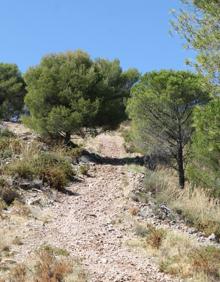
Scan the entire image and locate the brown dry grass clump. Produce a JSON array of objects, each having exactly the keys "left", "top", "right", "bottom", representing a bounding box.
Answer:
[
  {"left": 145, "top": 225, "right": 166, "bottom": 249},
  {"left": 4, "top": 246, "right": 87, "bottom": 282}
]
